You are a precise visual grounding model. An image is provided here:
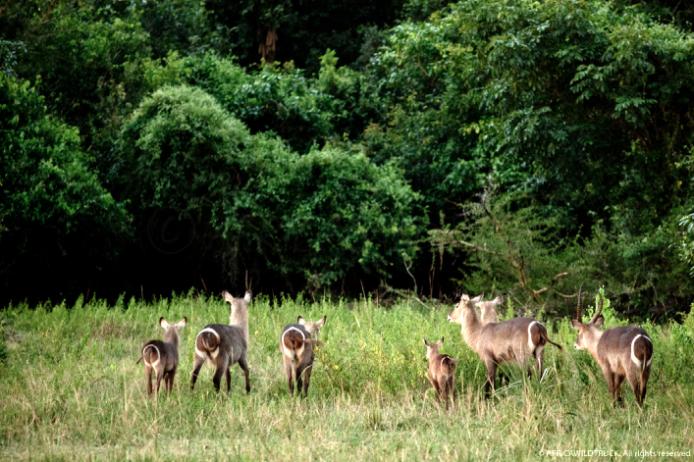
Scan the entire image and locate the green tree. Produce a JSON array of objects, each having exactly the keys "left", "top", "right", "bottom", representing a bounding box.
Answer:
[
  {"left": 181, "top": 52, "right": 369, "bottom": 153},
  {"left": 0, "top": 73, "right": 129, "bottom": 296},
  {"left": 282, "top": 146, "right": 423, "bottom": 291},
  {"left": 368, "top": 0, "right": 694, "bottom": 312},
  {"left": 204, "top": 0, "right": 405, "bottom": 70},
  {"left": 116, "top": 84, "right": 423, "bottom": 293}
]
